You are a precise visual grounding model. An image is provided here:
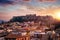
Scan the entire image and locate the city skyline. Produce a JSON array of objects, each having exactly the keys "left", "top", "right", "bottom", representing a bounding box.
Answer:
[{"left": 0, "top": 0, "right": 60, "bottom": 21}]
